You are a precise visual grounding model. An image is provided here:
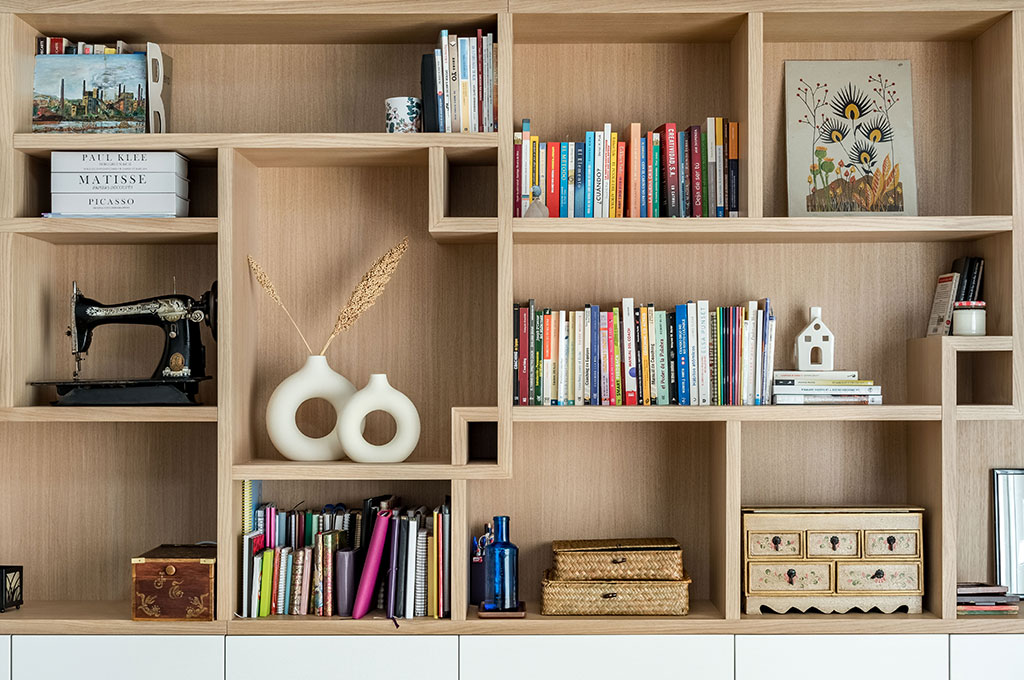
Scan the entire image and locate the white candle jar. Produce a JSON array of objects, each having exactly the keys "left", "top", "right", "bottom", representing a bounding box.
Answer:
[{"left": 952, "top": 300, "right": 986, "bottom": 336}]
